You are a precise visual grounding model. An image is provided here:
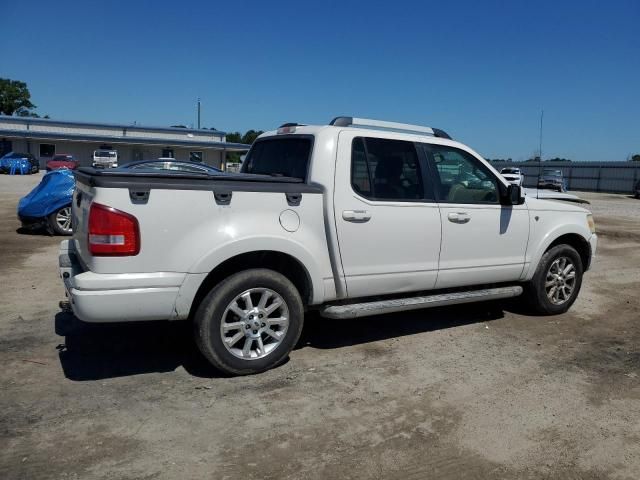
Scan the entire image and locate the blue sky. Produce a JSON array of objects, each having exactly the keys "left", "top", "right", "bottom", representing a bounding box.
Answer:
[{"left": 1, "top": 0, "right": 638, "bottom": 161}]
